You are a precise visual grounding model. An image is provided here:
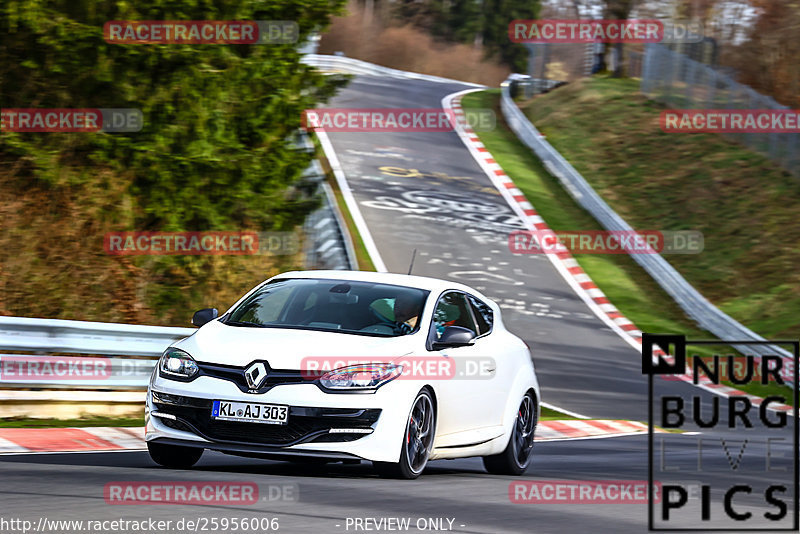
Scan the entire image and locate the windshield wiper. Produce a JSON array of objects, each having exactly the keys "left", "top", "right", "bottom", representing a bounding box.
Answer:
[{"left": 224, "top": 320, "right": 268, "bottom": 328}]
